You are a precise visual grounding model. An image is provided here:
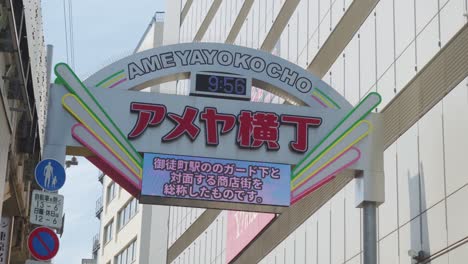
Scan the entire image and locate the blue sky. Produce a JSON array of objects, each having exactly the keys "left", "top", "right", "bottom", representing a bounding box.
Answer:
[{"left": 41, "top": 0, "right": 165, "bottom": 262}]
